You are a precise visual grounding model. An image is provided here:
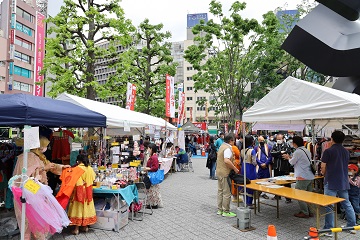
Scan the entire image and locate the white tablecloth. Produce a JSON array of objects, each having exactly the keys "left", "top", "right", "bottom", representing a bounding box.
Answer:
[{"left": 158, "top": 157, "right": 173, "bottom": 174}]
